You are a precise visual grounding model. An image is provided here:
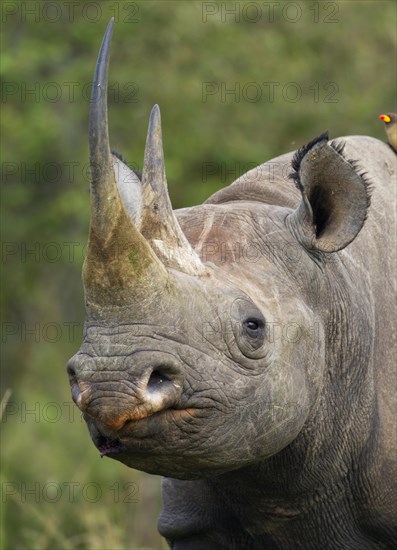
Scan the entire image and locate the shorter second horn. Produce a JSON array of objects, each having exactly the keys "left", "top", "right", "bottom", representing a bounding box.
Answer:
[{"left": 140, "top": 105, "right": 205, "bottom": 275}]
